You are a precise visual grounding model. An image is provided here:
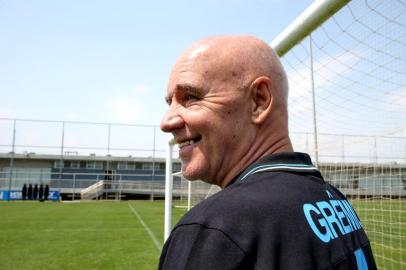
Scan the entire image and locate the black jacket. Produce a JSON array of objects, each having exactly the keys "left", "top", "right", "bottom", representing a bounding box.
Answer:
[{"left": 159, "top": 152, "right": 376, "bottom": 270}]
